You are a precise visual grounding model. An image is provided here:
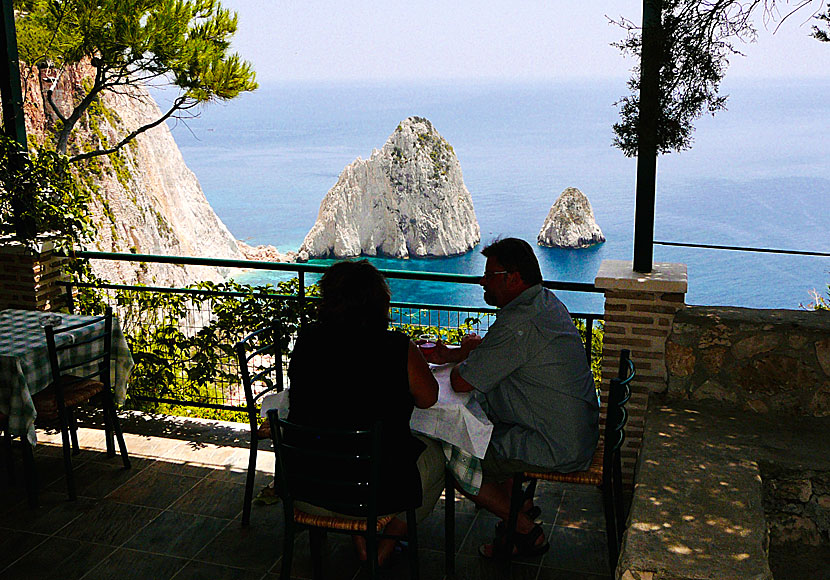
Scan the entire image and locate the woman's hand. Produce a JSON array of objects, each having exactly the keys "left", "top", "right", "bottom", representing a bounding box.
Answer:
[{"left": 408, "top": 341, "right": 439, "bottom": 408}]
